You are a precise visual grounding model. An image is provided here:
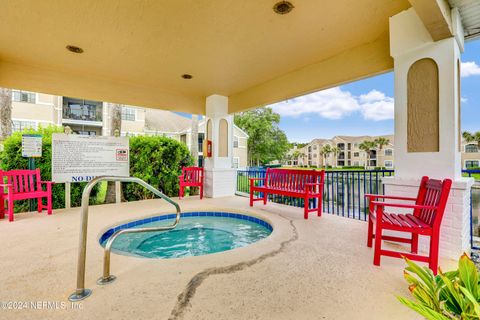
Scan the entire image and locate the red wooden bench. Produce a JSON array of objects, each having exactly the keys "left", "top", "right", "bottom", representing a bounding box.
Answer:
[
  {"left": 366, "top": 176, "right": 452, "bottom": 274},
  {"left": 0, "top": 169, "right": 54, "bottom": 222},
  {"left": 249, "top": 168, "right": 325, "bottom": 219},
  {"left": 179, "top": 167, "right": 204, "bottom": 200}
]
